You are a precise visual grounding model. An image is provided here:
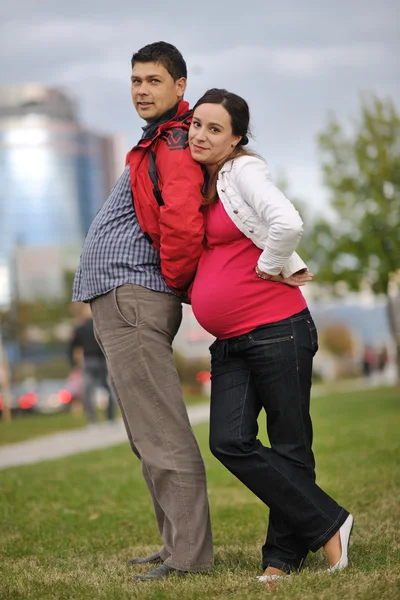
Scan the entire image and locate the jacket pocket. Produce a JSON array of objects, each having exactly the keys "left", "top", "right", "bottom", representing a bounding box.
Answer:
[{"left": 220, "top": 188, "right": 265, "bottom": 243}]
